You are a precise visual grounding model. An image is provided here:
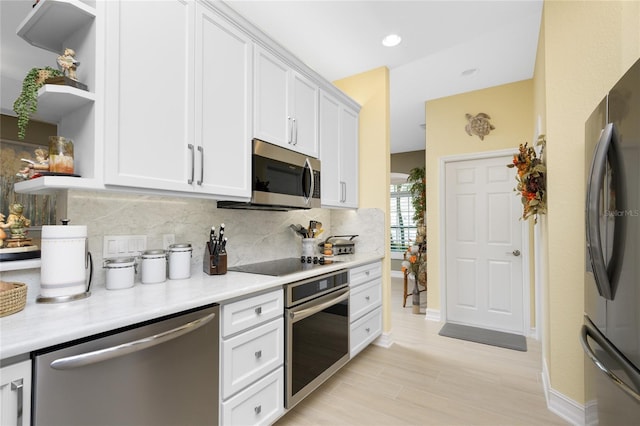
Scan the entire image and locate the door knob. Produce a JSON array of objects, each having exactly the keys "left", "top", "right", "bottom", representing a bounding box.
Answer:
[{"left": 512, "top": 249, "right": 521, "bottom": 257}]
